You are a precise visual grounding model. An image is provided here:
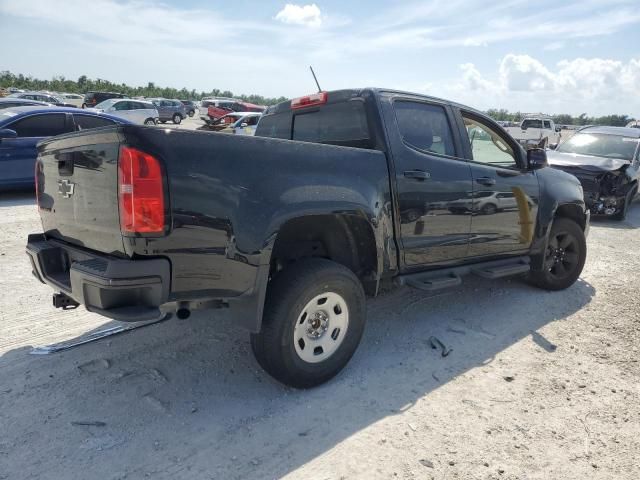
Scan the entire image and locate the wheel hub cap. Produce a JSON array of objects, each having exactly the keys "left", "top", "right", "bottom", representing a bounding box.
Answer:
[{"left": 293, "top": 292, "right": 349, "bottom": 364}]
